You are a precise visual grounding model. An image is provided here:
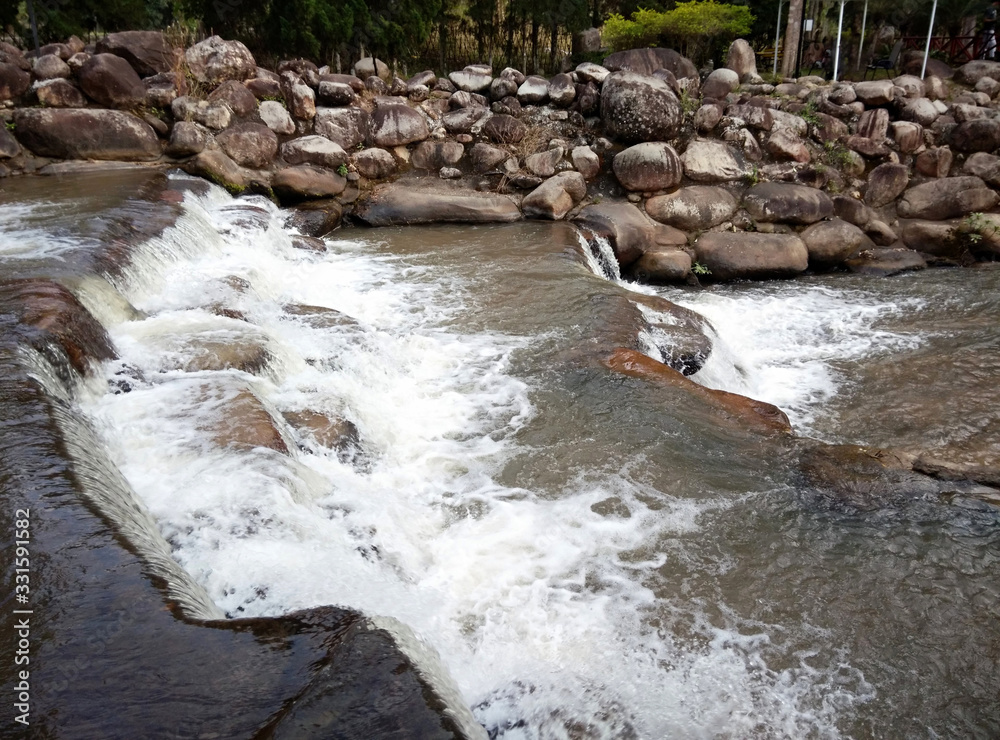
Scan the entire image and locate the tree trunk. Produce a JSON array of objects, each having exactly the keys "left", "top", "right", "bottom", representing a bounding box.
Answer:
[
  {"left": 531, "top": 17, "right": 539, "bottom": 73},
  {"left": 782, "top": 0, "right": 804, "bottom": 77},
  {"left": 549, "top": 21, "right": 558, "bottom": 71},
  {"left": 439, "top": 16, "right": 447, "bottom": 71}
]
